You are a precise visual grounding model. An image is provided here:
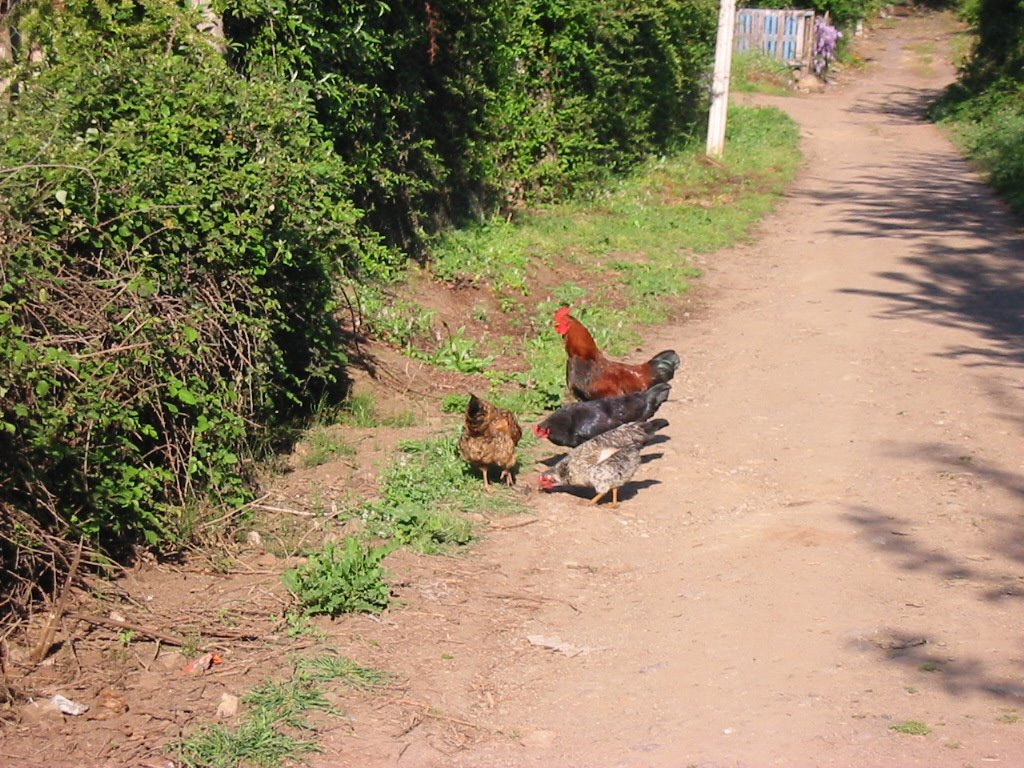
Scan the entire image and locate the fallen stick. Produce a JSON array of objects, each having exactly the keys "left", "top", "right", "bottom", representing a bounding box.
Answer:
[
  {"left": 30, "top": 539, "right": 84, "bottom": 664},
  {"left": 66, "top": 612, "right": 186, "bottom": 646},
  {"left": 391, "top": 698, "right": 500, "bottom": 733}
]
